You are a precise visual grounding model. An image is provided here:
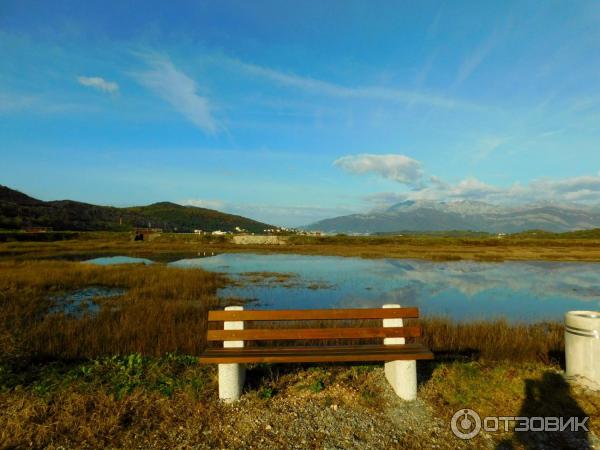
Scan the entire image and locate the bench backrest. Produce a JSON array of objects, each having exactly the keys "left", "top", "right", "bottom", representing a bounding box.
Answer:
[{"left": 207, "top": 307, "right": 421, "bottom": 344}]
